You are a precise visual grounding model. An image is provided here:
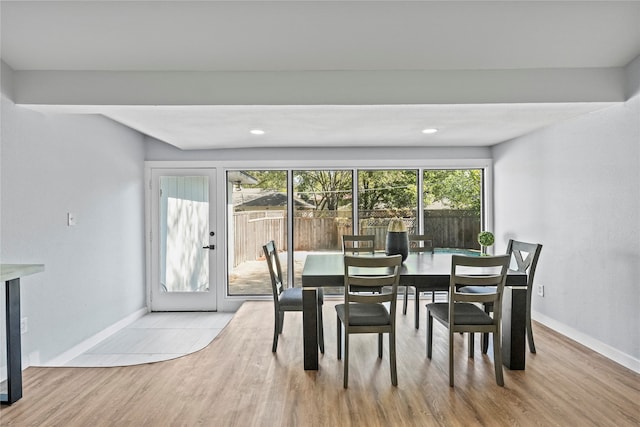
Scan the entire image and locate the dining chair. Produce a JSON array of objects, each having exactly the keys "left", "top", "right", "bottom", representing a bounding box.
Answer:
[
  {"left": 263, "top": 240, "right": 324, "bottom": 354},
  {"left": 336, "top": 254, "right": 402, "bottom": 388},
  {"left": 342, "top": 234, "right": 375, "bottom": 255},
  {"left": 459, "top": 239, "right": 543, "bottom": 353},
  {"left": 426, "top": 254, "right": 510, "bottom": 387},
  {"left": 342, "top": 234, "right": 381, "bottom": 293},
  {"left": 402, "top": 235, "right": 436, "bottom": 327}
]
